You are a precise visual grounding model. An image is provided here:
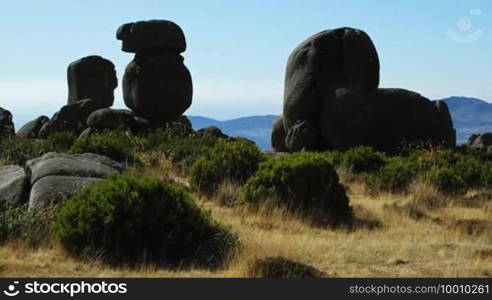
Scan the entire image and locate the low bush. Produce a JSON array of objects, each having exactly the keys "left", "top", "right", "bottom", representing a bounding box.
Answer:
[
  {"left": 55, "top": 173, "right": 236, "bottom": 267},
  {"left": 341, "top": 146, "right": 387, "bottom": 174},
  {"left": 0, "top": 204, "right": 57, "bottom": 246},
  {"left": 241, "top": 152, "right": 352, "bottom": 224},
  {"left": 366, "top": 157, "right": 417, "bottom": 194},
  {"left": 46, "top": 131, "right": 78, "bottom": 152},
  {"left": 0, "top": 137, "right": 49, "bottom": 165},
  {"left": 159, "top": 134, "right": 219, "bottom": 172},
  {"left": 69, "top": 130, "right": 143, "bottom": 163},
  {"left": 425, "top": 167, "right": 466, "bottom": 195},
  {"left": 190, "top": 139, "right": 264, "bottom": 195}
]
